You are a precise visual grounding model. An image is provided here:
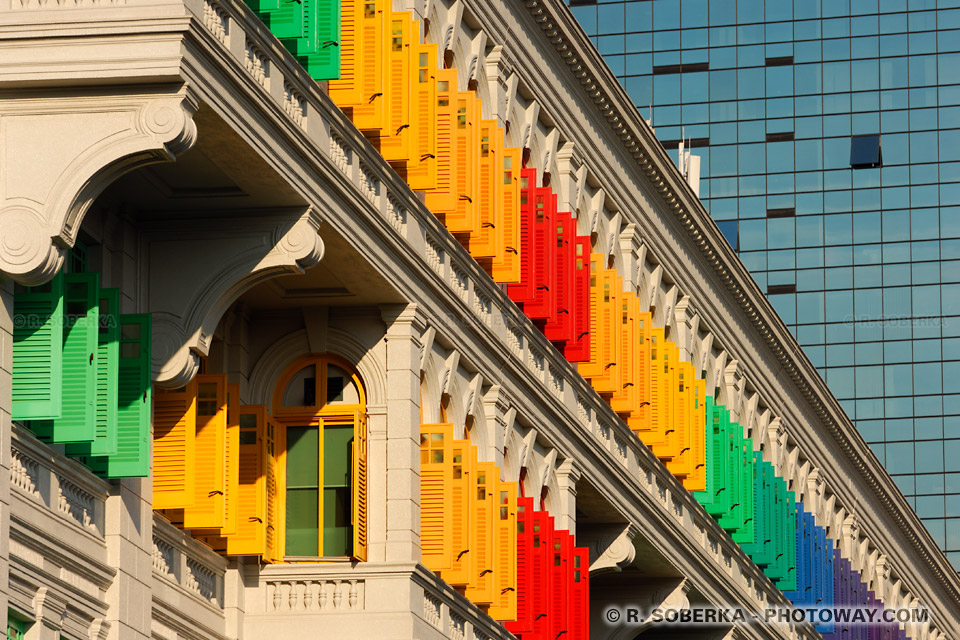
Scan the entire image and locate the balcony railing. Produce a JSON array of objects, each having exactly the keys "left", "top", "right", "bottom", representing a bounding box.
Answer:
[
  {"left": 10, "top": 425, "right": 107, "bottom": 539},
  {"left": 247, "top": 562, "right": 515, "bottom": 640}
]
